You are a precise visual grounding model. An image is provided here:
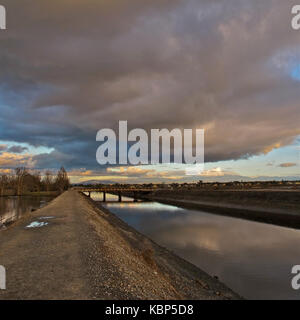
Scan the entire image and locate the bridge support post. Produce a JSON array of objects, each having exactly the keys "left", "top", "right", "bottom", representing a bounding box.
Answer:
[
  {"left": 103, "top": 192, "right": 106, "bottom": 202},
  {"left": 118, "top": 192, "right": 122, "bottom": 202},
  {"left": 133, "top": 192, "right": 138, "bottom": 202},
  {"left": 88, "top": 192, "right": 91, "bottom": 197}
]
